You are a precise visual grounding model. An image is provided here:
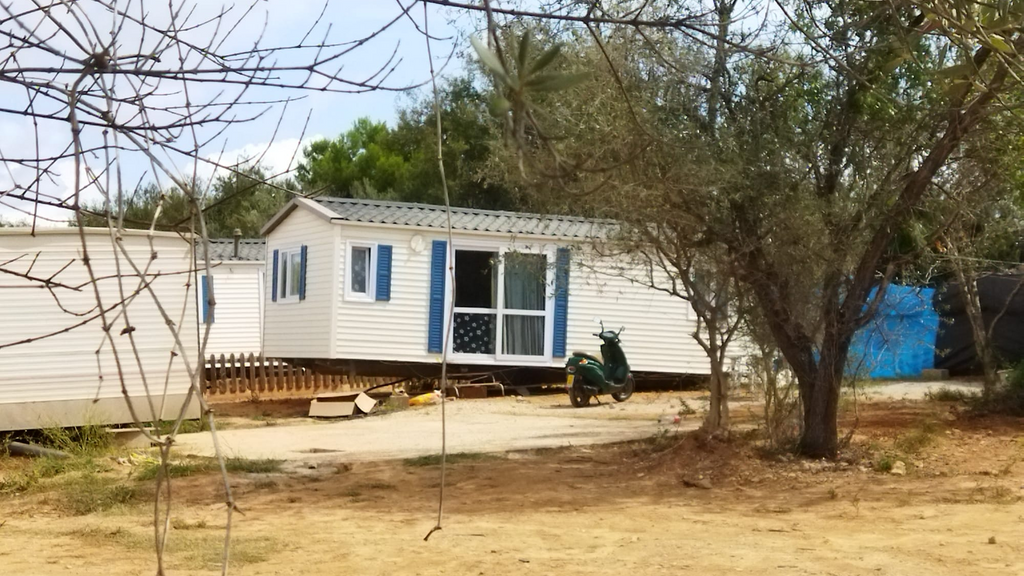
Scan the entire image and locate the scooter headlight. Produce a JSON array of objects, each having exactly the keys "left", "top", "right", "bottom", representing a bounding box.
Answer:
[{"left": 579, "top": 358, "right": 588, "bottom": 365}]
